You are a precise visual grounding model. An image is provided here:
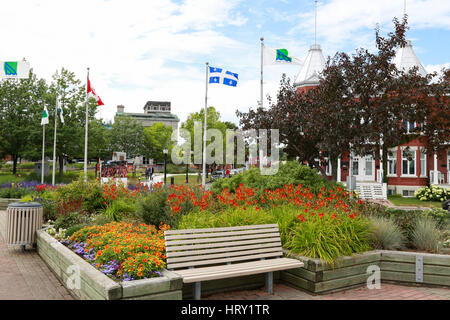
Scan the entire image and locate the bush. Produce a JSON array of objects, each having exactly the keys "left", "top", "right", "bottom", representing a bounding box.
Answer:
[
  {"left": 101, "top": 199, "right": 137, "bottom": 222},
  {"left": 0, "top": 183, "right": 32, "bottom": 198},
  {"left": 54, "top": 212, "right": 85, "bottom": 231},
  {"left": 411, "top": 217, "right": 442, "bottom": 253},
  {"left": 55, "top": 178, "right": 104, "bottom": 214},
  {"left": 415, "top": 185, "right": 450, "bottom": 202},
  {"left": 211, "top": 161, "right": 339, "bottom": 194},
  {"left": 368, "top": 216, "right": 405, "bottom": 250},
  {"left": 422, "top": 208, "right": 450, "bottom": 229},
  {"left": 135, "top": 189, "right": 173, "bottom": 227}
]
